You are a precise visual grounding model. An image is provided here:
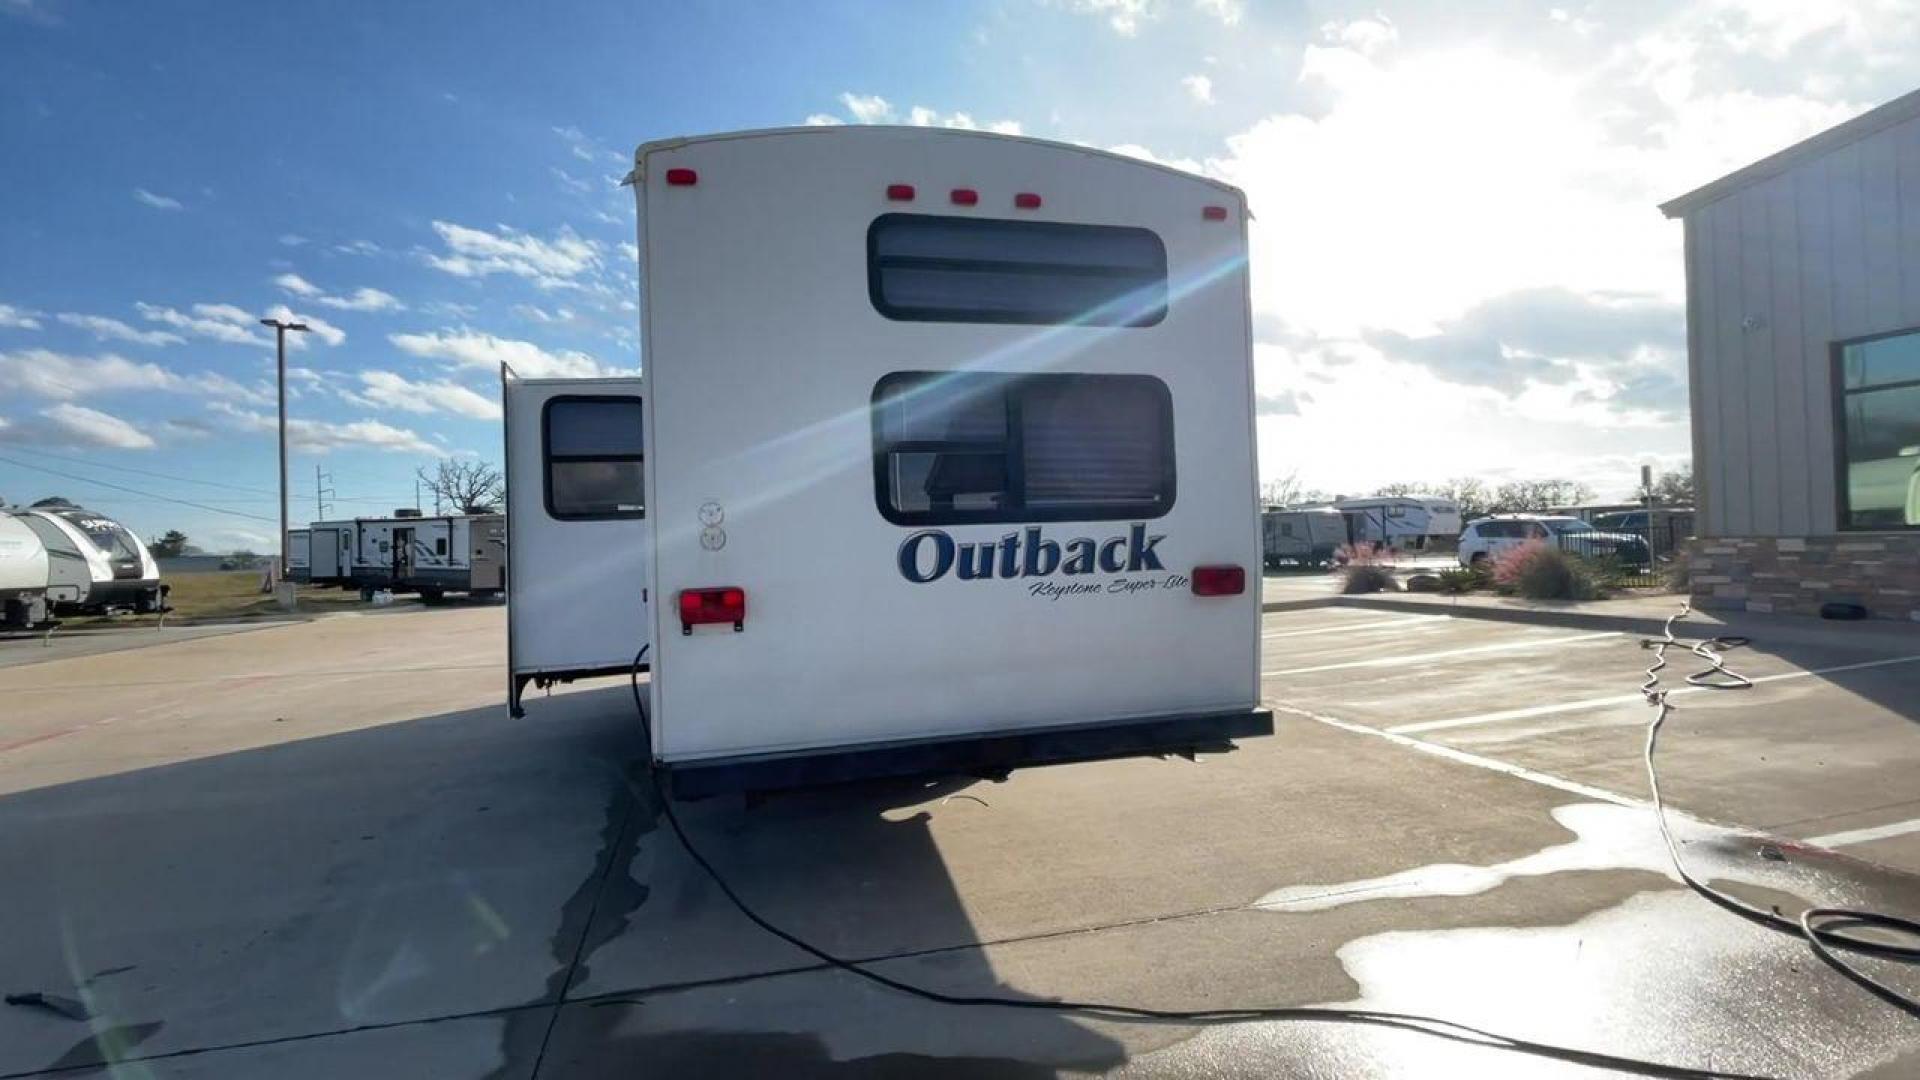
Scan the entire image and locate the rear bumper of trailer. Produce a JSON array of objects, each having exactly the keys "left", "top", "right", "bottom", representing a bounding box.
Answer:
[{"left": 660, "top": 706, "right": 1276, "bottom": 799}]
